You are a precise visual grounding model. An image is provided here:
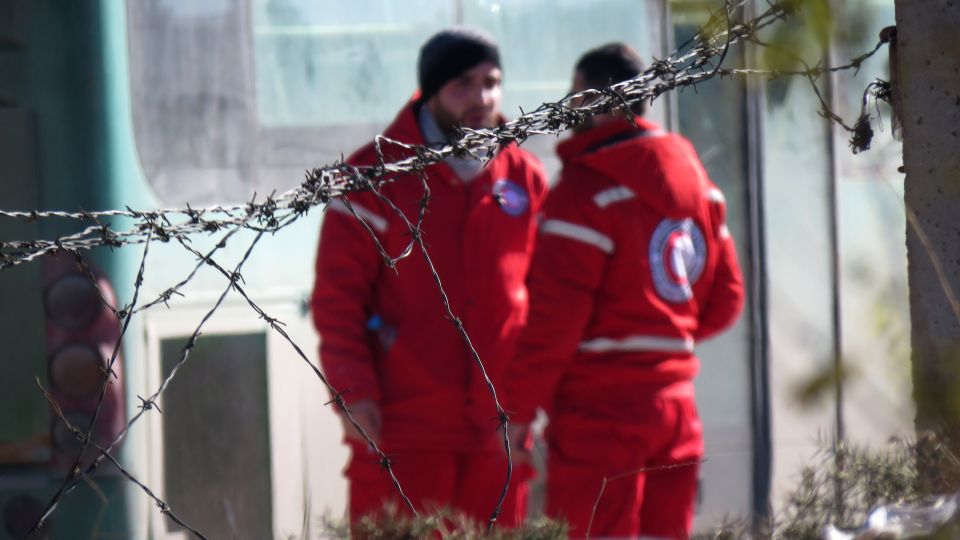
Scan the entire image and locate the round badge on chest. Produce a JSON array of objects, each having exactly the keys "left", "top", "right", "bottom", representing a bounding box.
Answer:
[{"left": 492, "top": 179, "right": 529, "bottom": 217}]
